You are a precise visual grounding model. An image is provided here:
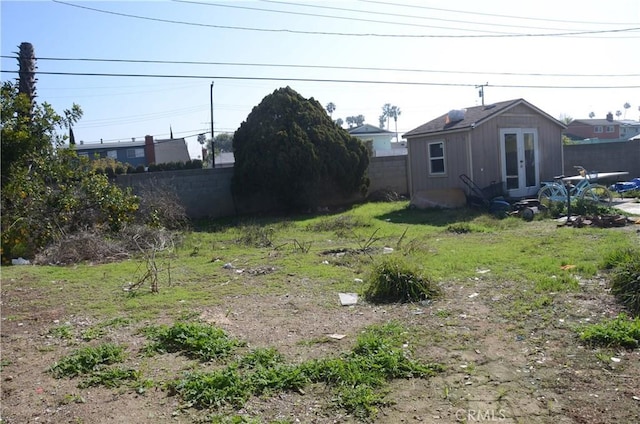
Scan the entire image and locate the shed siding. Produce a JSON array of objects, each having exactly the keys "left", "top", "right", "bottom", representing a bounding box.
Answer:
[{"left": 408, "top": 132, "right": 470, "bottom": 195}]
